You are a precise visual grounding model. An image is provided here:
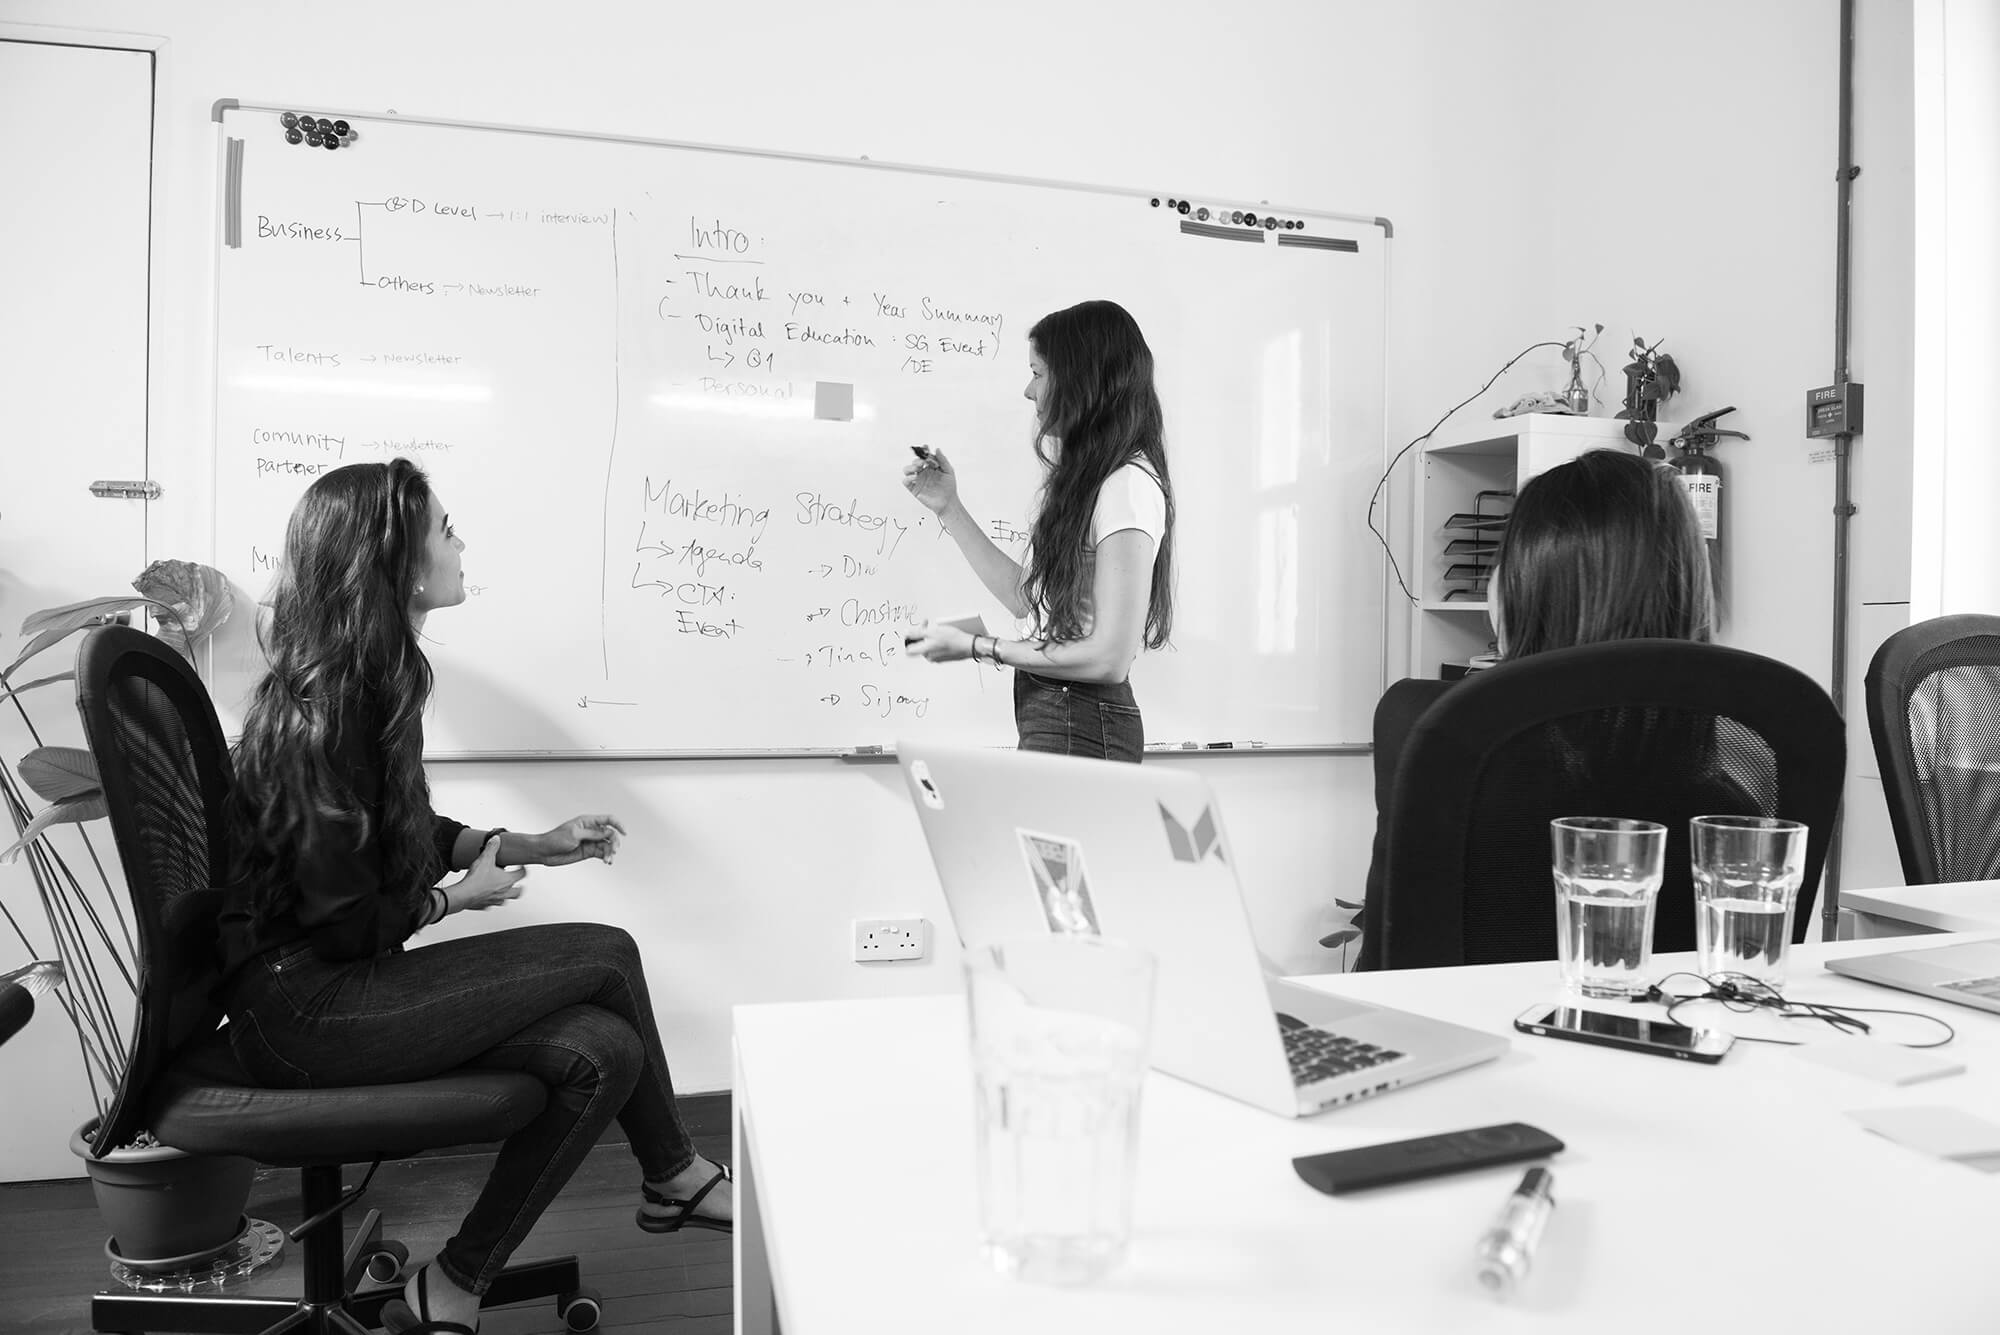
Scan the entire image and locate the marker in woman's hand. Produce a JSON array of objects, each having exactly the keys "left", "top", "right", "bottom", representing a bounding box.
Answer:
[{"left": 910, "top": 445, "right": 937, "bottom": 469}]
